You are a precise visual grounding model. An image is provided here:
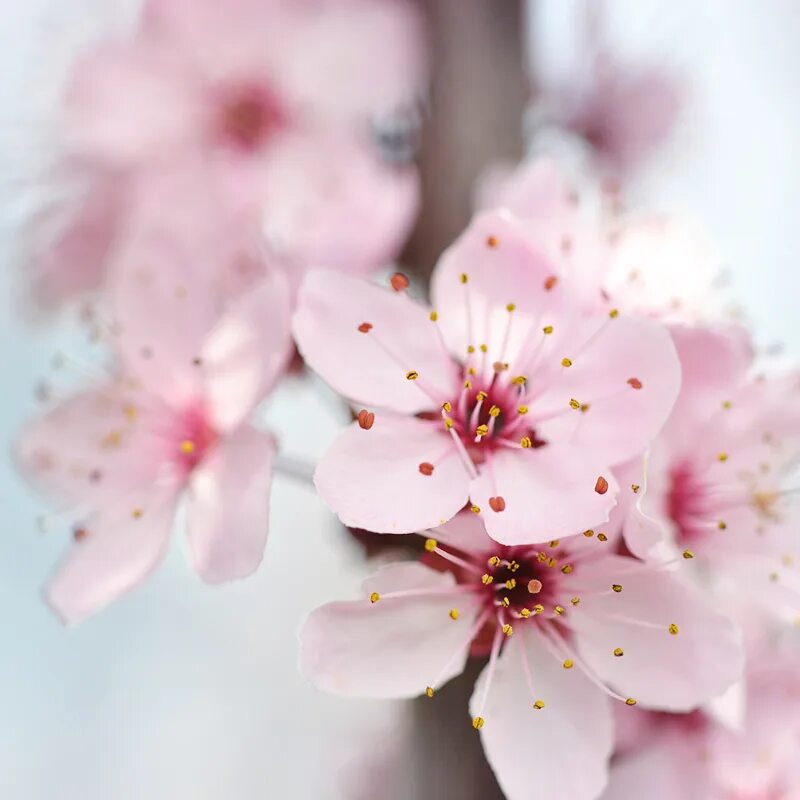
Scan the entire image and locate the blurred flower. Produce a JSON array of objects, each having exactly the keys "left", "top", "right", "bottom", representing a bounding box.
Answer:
[
  {"left": 623, "top": 324, "right": 800, "bottom": 621},
  {"left": 300, "top": 513, "right": 742, "bottom": 800},
  {"left": 293, "top": 209, "right": 680, "bottom": 543},
  {"left": 16, "top": 232, "right": 292, "bottom": 623},
  {"left": 26, "top": 0, "right": 427, "bottom": 307}
]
